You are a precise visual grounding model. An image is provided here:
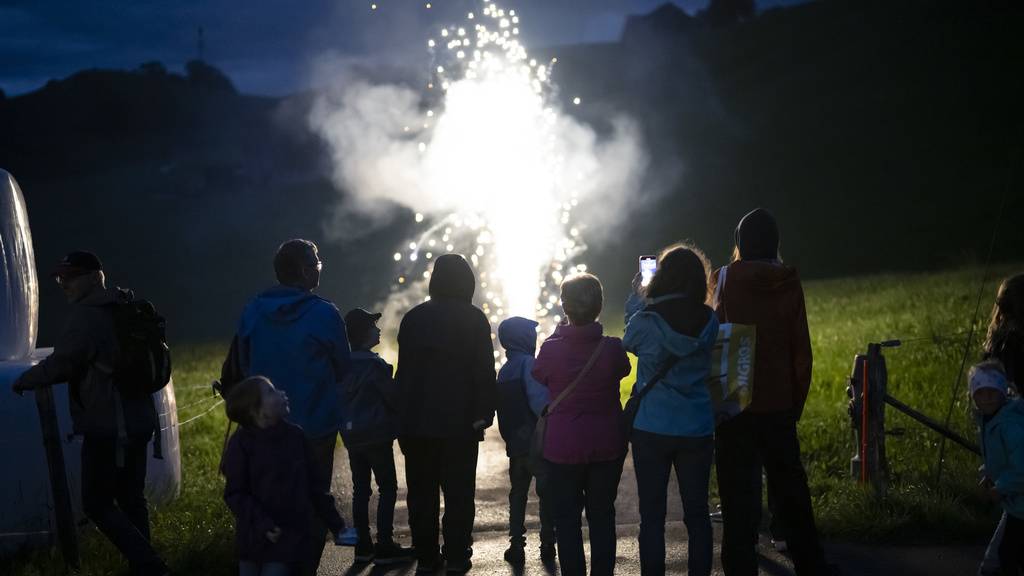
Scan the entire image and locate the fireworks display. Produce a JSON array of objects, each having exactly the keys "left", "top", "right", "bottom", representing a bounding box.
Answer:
[
  {"left": 383, "top": 1, "right": 592, "bottom": 365},
  {"left": 313, "top": 1, "right": 644, "bottom": 366}
]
